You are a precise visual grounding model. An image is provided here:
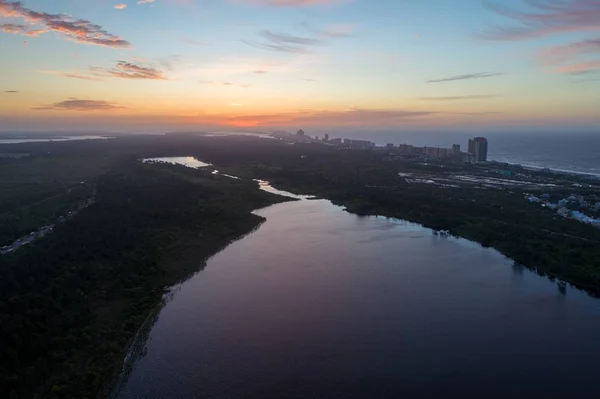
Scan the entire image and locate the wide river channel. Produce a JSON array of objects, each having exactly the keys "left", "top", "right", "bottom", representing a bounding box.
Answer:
[{"left": 114, "top": 159, "right": 600, "bottom": 399}]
